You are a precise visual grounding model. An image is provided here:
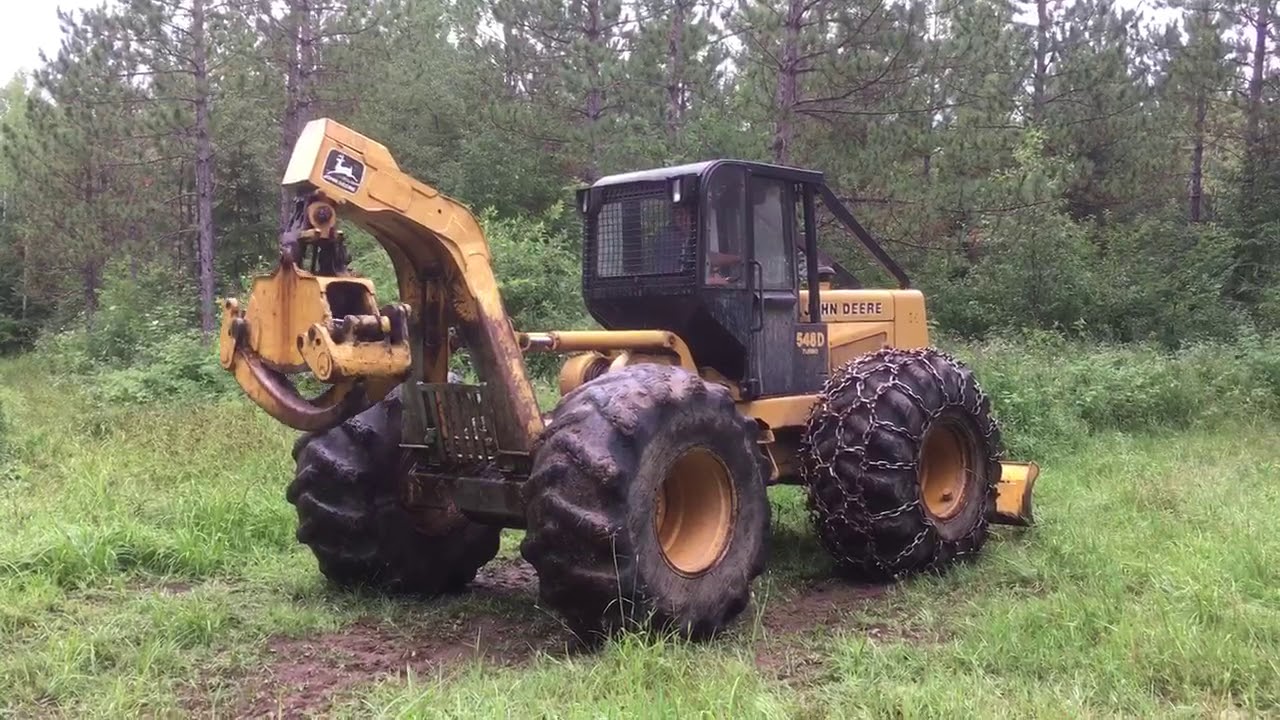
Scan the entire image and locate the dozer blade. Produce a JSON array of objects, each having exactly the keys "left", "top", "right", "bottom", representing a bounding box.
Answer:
[{"left": 992, "top": 461, "right": 1039, "bottom": 526}]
